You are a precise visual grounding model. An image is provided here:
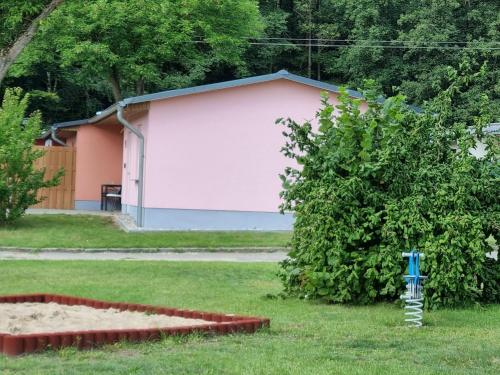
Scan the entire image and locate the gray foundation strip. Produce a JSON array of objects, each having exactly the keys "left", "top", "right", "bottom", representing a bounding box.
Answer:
[{"left": 0, "top": 250, "right": 288, "bottom": 262}]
